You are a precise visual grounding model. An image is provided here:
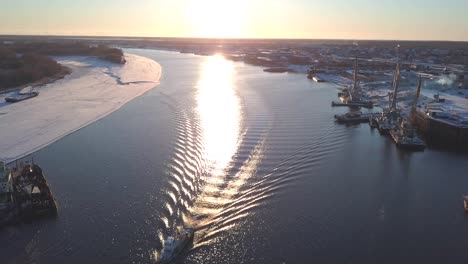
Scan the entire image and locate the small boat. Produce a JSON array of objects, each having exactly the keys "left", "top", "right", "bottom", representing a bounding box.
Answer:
[
  {"left": 312, "top": 76, "right": 324, "bottom": 83},
  {"left": 464, "top": 196, "right": 468, "bottom": 213},
  {"left": 5, "top": 87, "right": 39, "bottom": 103},
  {"left": 157, "top": 227, "right": 194, "bottom": 264}
]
